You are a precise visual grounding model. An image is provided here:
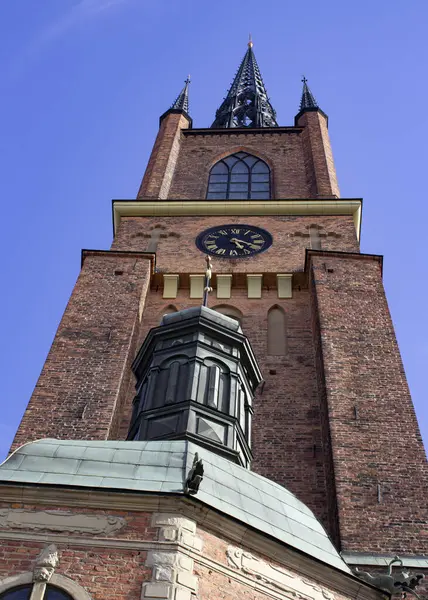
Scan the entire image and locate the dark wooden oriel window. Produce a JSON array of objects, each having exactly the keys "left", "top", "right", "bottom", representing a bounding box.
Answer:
[{"left": 207, "top": 152, "right": 271, "bottom": 200}]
